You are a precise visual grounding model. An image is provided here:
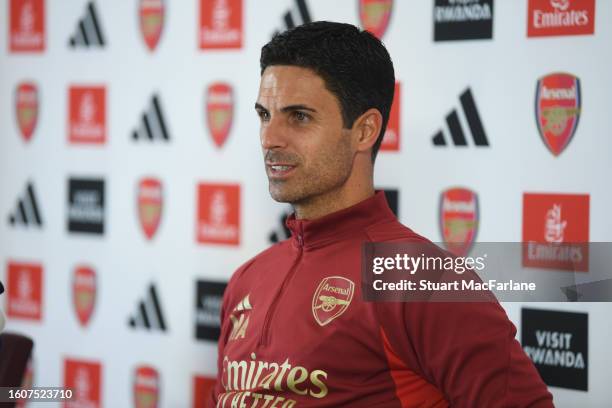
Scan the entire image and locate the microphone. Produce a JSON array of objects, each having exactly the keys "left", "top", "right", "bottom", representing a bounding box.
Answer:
[{"left": 0, "top": 281, "right": 5, "bottom": 332}]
